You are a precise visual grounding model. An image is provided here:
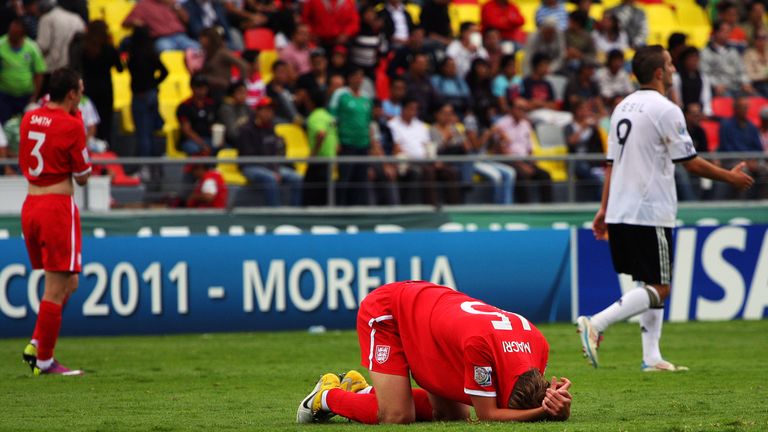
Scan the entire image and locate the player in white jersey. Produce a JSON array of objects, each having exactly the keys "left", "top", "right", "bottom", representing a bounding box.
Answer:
[{"left": 576, "top": 46, "right": 754, "bottom": 372}]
